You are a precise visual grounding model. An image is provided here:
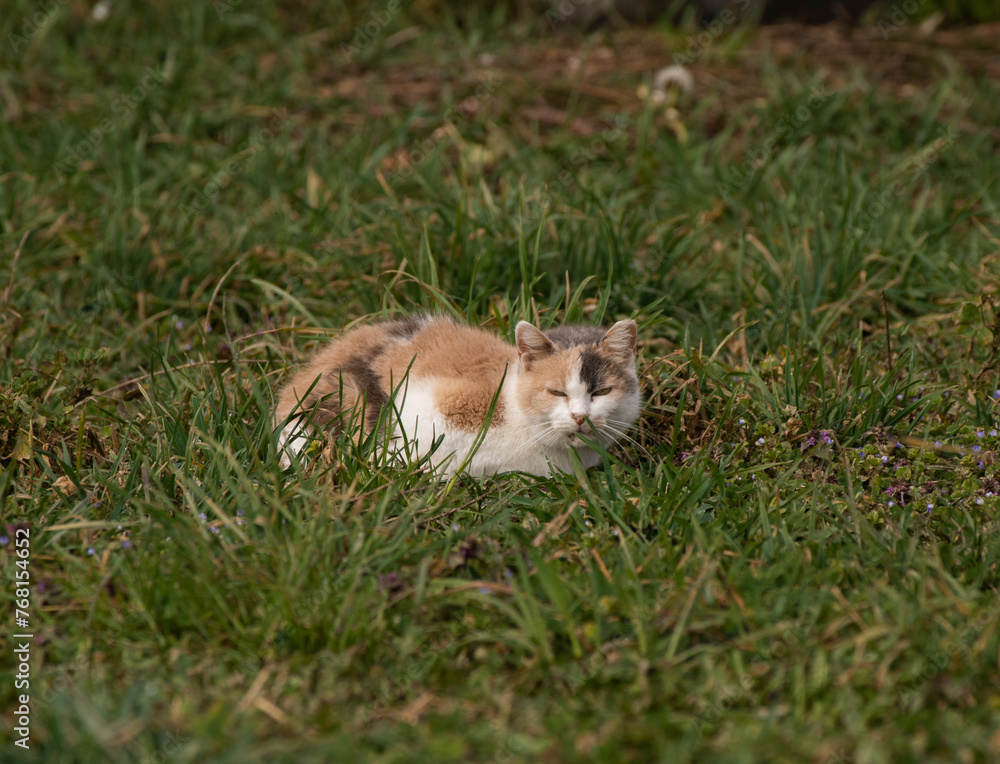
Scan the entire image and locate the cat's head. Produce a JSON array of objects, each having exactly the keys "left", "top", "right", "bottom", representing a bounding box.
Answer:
[{"left": 514, "top": 320, "right": 640, "bottom": 452}]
